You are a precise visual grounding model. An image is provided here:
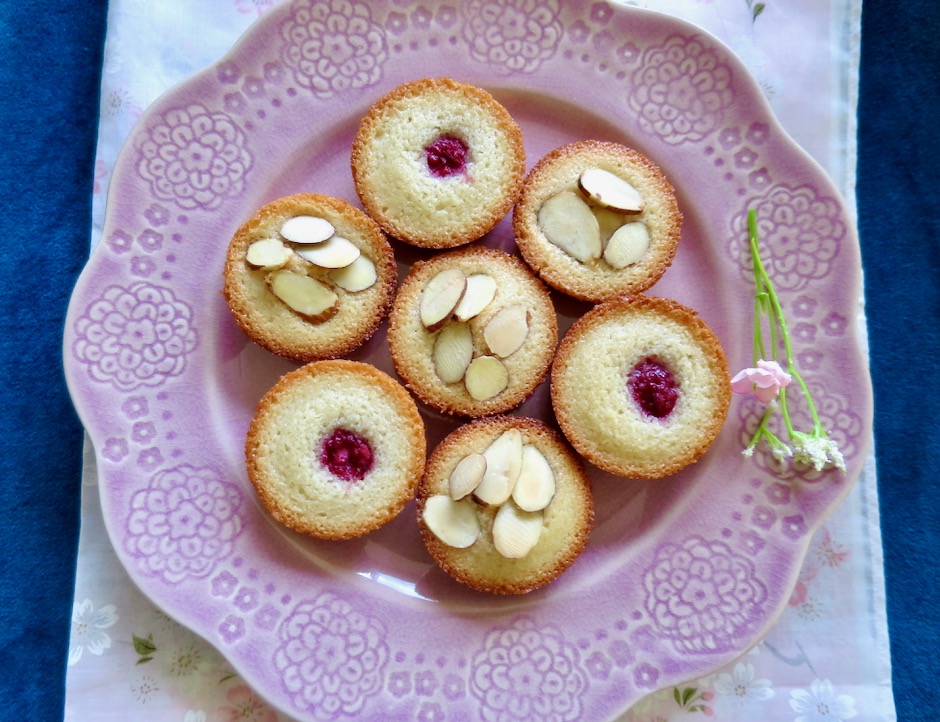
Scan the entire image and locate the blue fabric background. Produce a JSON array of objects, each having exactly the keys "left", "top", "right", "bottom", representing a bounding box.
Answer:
[
  {"left": 0, "top": 0, "right": 934, "bottom": 719},
  {"left": 857, "top": 1, "right": 940, "bottom": 718},
  {"left": 0, "top": 0, "right": 107, "bottom": 719}
]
